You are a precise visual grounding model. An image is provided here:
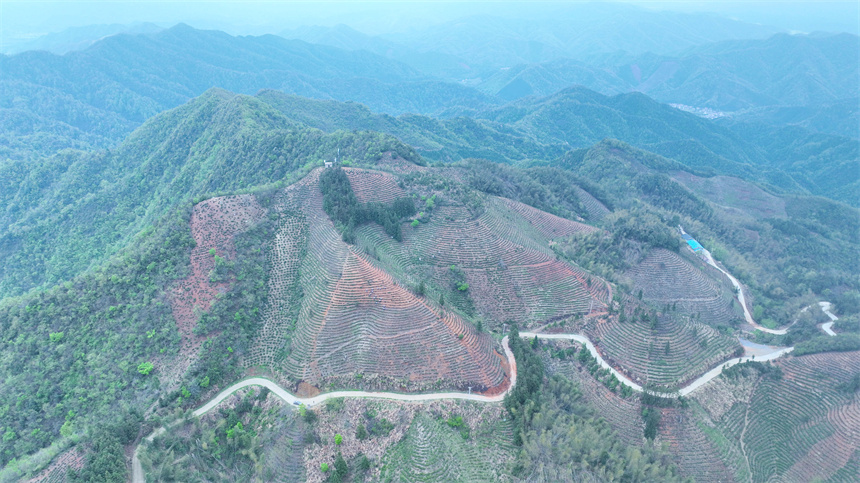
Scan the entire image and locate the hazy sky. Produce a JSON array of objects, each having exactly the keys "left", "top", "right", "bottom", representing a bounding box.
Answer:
[{"left": 1, "top": 1, "right": 857, "bottom": 47}]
